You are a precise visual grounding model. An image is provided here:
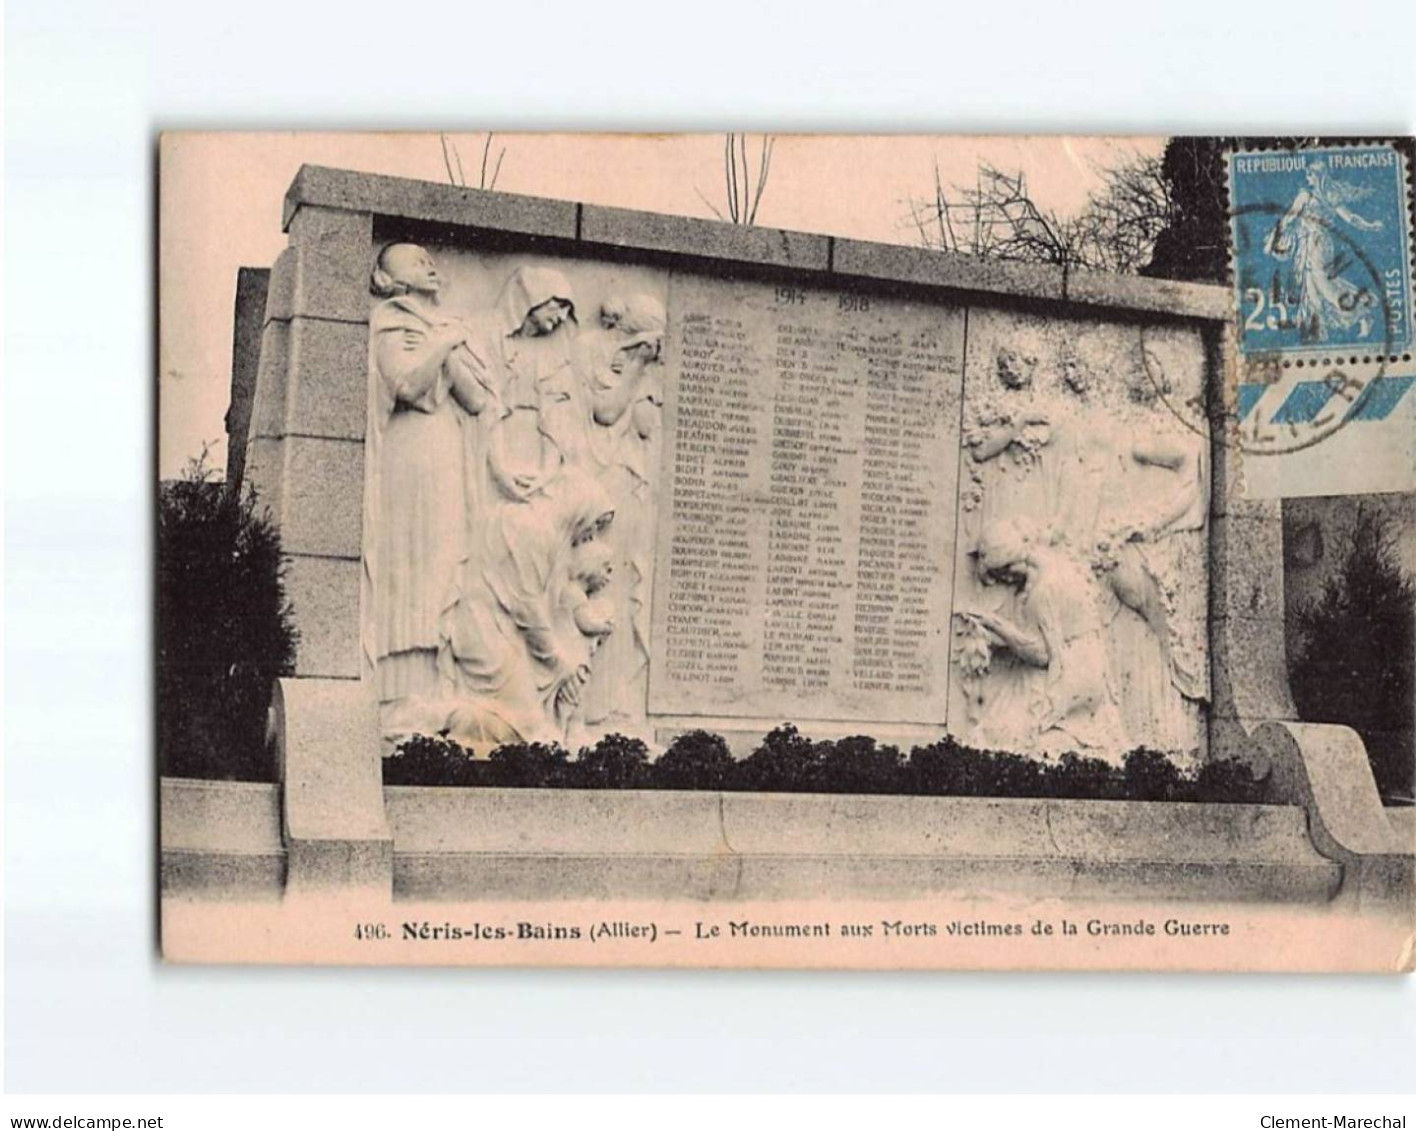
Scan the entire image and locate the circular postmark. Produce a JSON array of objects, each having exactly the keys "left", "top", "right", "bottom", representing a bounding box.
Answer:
[{"left": 1141, "top": 199, "right": 1398, "bottom": 457}]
